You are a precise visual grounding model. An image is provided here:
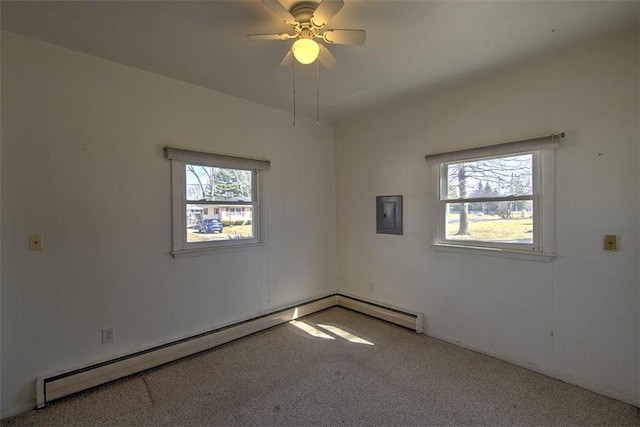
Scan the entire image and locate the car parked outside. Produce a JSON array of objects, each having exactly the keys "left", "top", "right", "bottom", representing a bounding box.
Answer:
[{"left": 198, "top": 219, "right": 224, "bottom": 234}]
